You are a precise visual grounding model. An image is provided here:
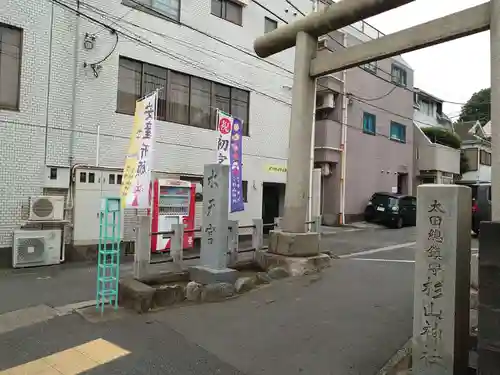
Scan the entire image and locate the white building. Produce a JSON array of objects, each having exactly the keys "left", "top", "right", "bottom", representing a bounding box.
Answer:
[
  {"left": 413, "top": 88, "right": 453, "bottom": 130},
  {"left": 455, "top": 120, "right": 492, "bottom": 183},
  {"left": 1, "top": 0, "right": 310, "bottom": 262}
]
